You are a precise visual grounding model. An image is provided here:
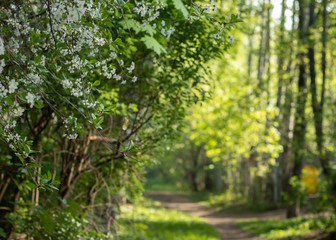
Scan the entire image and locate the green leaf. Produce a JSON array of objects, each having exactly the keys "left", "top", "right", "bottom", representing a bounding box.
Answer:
[
  {"left": 231, "top": 19, "right": 243, "bottom": 23},
  {"left": 16, "top": 154, "right": 25, "bottom": 165},
  {"left": 49, "top": 184, "right": 59, "bottom": 191},
  {"left": 34, "top": 100, "right": 44, "bottom": 109},
  {"left": 229, "top": 23, "right": 236, "bottom": 29},
  {"left": 125, "top": 140, "right": 134, "bottom": 151},
  {"left": 141, "top": 35, "right": 167, "bottom": 55},
  {"left": 4, "top": 96, "right": 13, "bottom": 106},
  {"left": 106, "top": 29, "right": 112, "bottom": 40},
  {"left": 95, "top": 116, "right": 104, "bottom": 126},
  {"left": 37, "top": 67, "right": 49, "bottom": 73},
  {"left": 171, "top": 0, "right": 189, "bottom": 18},
  {"left": 47, "top": 171, "right": 52, "bottom": 181},
  {"left": 230, "top": 14, "right": 243, "bottom": 23},
  {"left": 92, "top": 80, "right": 100, "bottom": 87},
  {"left": 27, "top": 182, "right": 37, "bottom": 189},
  {"left": 192, "top": 4, "right": 200, "bottom": 12},
  {"left": 89, "top": 59, "right": 98, "bottom": 64},
  {"left": 114, "top": 38, "right": 123, "bottom": 45},
  {"left": 205, "top": 15, "right": 214, "bottom": 20},
  {"left": 71, "top": 23, "right": 80, "bottom": 29}
]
